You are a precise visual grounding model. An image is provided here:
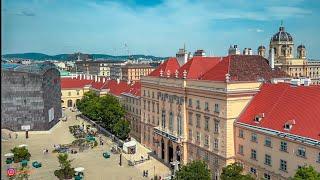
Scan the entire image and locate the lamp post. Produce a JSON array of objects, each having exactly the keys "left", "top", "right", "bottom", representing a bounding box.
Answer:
[{"left": 119, "top": 152, "right": 122, "bottom": 166}]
